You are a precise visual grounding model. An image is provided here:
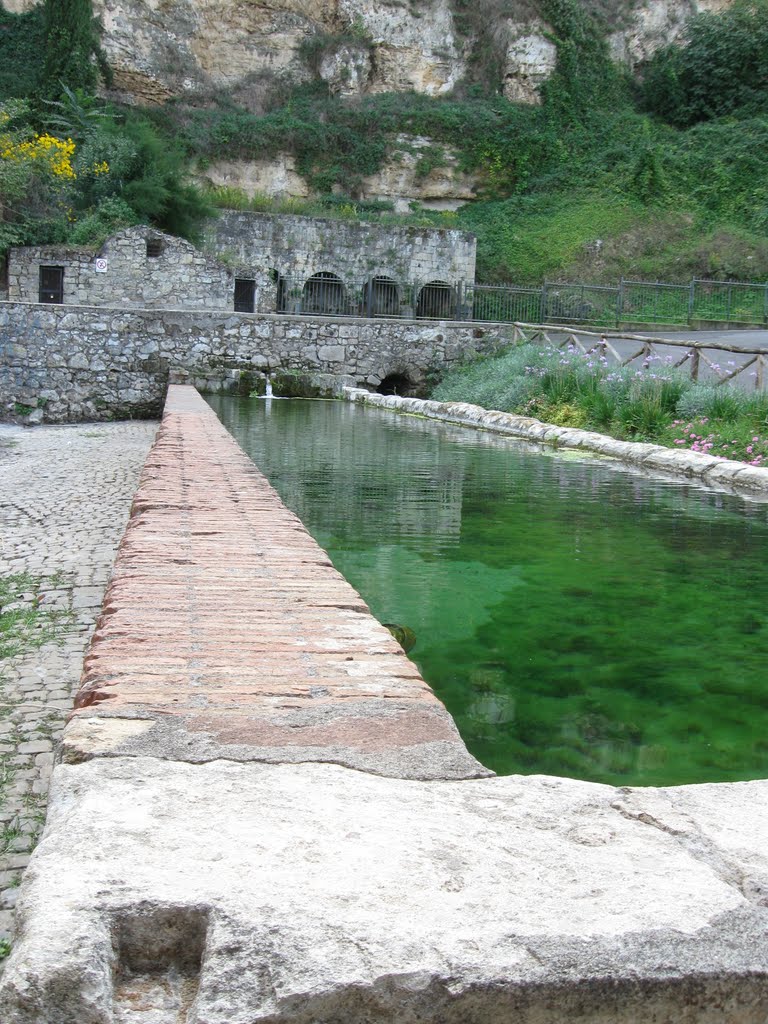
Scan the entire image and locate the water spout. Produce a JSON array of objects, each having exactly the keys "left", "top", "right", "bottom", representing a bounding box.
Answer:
[{"left": 265, "top": 375, "right": 273, "bottom": 398}]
